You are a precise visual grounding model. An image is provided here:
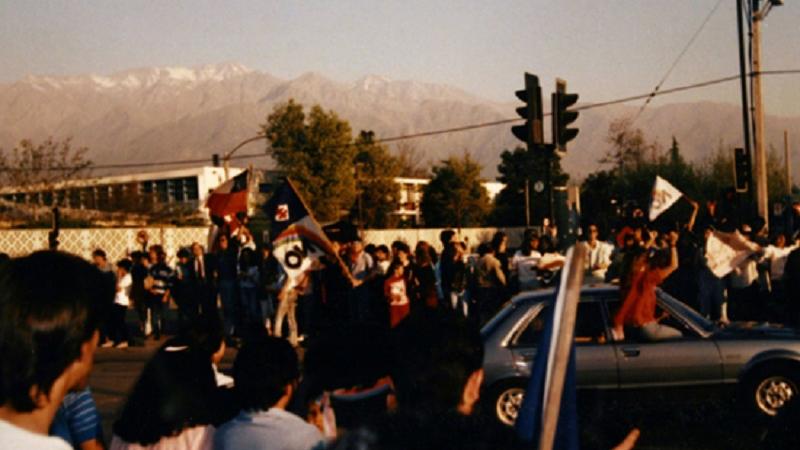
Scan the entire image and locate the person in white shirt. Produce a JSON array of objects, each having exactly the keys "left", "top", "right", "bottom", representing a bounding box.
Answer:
[
  {"left": 762, "top": 234, "right": 796, "bottom": 283},
  {"left": 107, "top": 259, "right": 133, "bottom": 348},
  {"left": 584, "top": 224, "right": 614, "bottom": 284},
  {"left": 0, "top": 251, "right": 112, "bottom": 450},
  {"left": 510, "top": 230, "right": 542, "bottom": 291}
]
